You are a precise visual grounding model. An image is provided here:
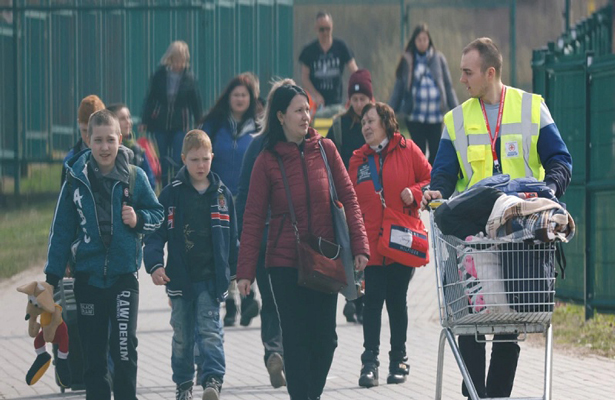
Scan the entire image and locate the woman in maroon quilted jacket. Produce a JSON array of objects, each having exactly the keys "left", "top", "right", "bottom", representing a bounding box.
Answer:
[
  {"left": 348, "top": 102, "right": 431, "bottom": 388},
  {"left": 237, "top": 79, "right": 369, "bottom": 400}
]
